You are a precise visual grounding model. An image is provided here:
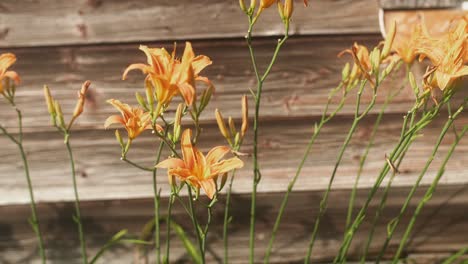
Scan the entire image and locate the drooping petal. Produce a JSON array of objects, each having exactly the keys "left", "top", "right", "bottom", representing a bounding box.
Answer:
[
  {"left": 156, "top": 158, "right": 186, "bottom": 169},
  {"left": 210, "top": 157, "right": 244, "bottom": 176},
  {"left": 192, "top": 55, "right": 212, "bottom": 75},
  {"left": 122, "top": 63, "right": 152, "bottom": 80},
  {"left": 178, "top": 82, "right": 195, "bottom": 106},
  {"left": 107, "top": 99, "right": 133, "bottom": 118},
  {"left": 3, "top": 71, "right": 20, "bottom": 85},
  {"left": 104, "top": 115, "right": 125, "bottom": 128},
  {"left": 199, "top": 179, "right": 217, "bottom": 199},
  {"left": 206, "top": 146, "right": 231, "bottom": 165},
  {"left": 0, "top": 53, "right": 16, "bottom": 75}
]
